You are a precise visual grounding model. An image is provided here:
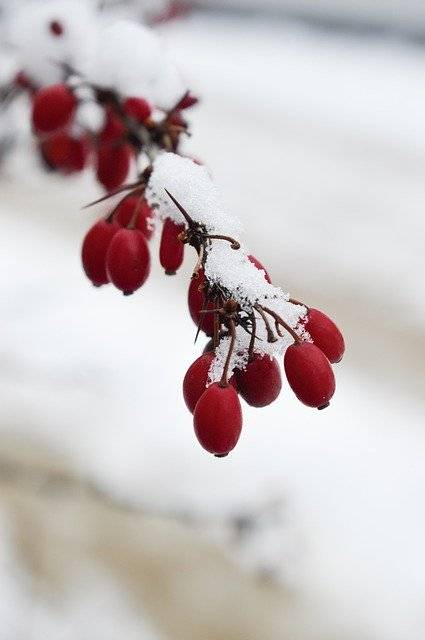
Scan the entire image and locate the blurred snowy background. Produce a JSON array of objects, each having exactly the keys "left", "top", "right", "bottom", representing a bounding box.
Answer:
[{"left": 1, "top": 1, "right": 425, "bottom": 639}]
